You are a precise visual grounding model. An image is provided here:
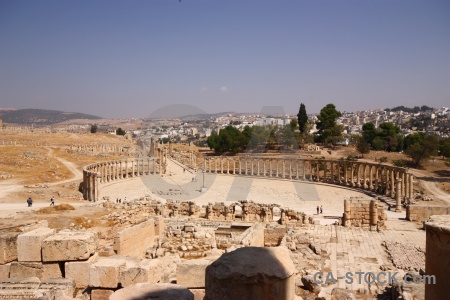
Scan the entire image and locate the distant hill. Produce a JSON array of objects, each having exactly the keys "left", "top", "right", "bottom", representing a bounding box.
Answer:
[{"left": 0, "top": 109, "right": 102, "bottom": 125}]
